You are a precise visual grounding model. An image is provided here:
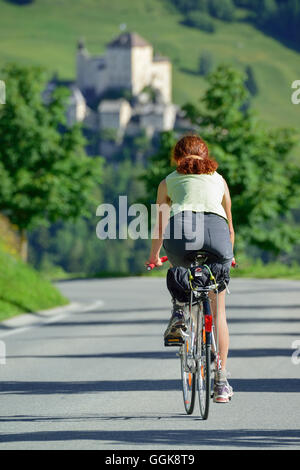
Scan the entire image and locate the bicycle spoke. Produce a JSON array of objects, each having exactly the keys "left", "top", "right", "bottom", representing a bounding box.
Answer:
[
  {"left": 180, "top": 305, "right": 196, "bottom": 415},
  {"left": 197, "top": 308, "right": 211, "bottom": 420}
]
